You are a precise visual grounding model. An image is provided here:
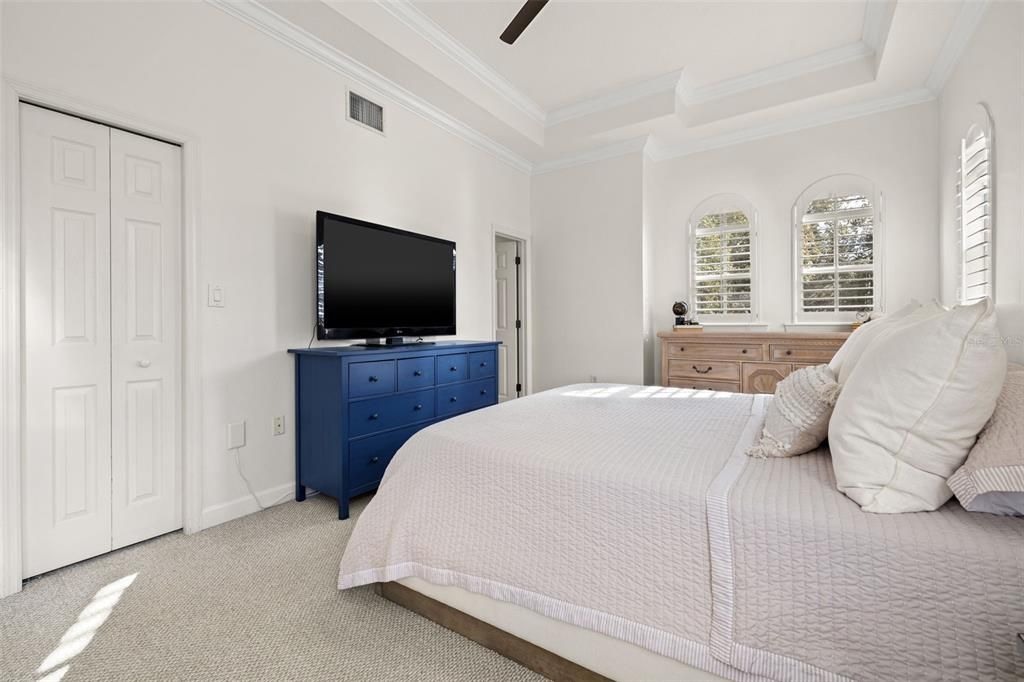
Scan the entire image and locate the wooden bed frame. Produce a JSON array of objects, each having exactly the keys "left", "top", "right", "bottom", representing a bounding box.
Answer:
[{"left": 375, "top": 581, "right": 610, "bottom": 682}]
